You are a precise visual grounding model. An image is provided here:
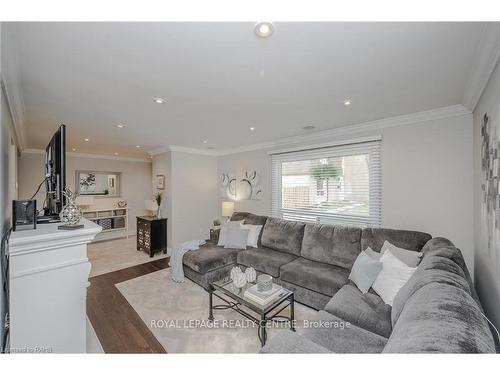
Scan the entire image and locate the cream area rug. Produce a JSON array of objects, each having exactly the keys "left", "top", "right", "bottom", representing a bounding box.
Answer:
[
  {"left": 116, "top": 268, "right": 319, "bottom": 353},
  {"left": 88, "top": 236, "right": 169, "bottom": 277}
]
